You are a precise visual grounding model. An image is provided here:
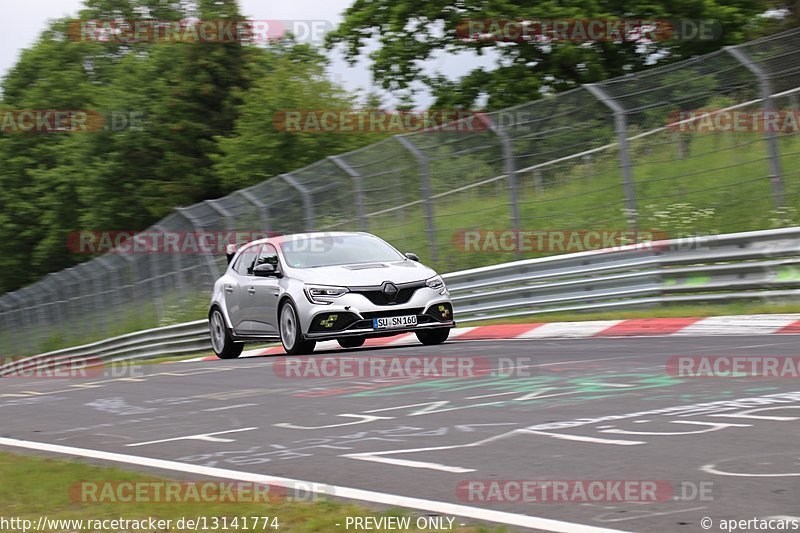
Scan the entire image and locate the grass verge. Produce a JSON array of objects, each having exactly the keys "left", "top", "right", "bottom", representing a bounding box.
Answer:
[{"left": 0, "top": 452, "right": 507, "bottom": 533}]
